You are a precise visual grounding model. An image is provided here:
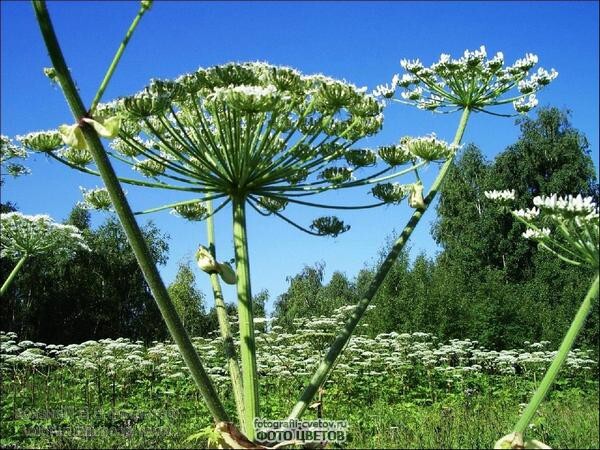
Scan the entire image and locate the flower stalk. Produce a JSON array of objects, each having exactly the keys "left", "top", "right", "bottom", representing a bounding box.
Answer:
[
  {"left": 513, "top": 274, "right": 599, "bottom": 435},
  {"left": 206, "top": 201, "right": 246, "bottom": 433},
  {"left": 0, "top": 255, "right": 28, "bottom": 297},
  {"left": 89, "top": 1, "right": 152, "bottom": 114},
  {"left": 288, "top": 106, "right": 471, "bottom": 419},
  {"left": 31, "top": 0, "right": 228, "bottom": 422},
  {"left": 232, "top": 195, "right": 259, "bottom": 440}
]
